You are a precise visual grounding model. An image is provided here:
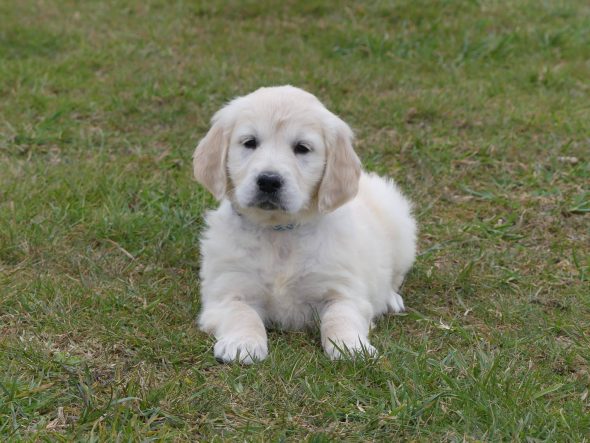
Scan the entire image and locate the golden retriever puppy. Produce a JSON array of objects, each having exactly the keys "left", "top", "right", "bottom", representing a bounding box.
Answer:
[{"left": 193, "top": 86, "right": 416, "bottom": 363}]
